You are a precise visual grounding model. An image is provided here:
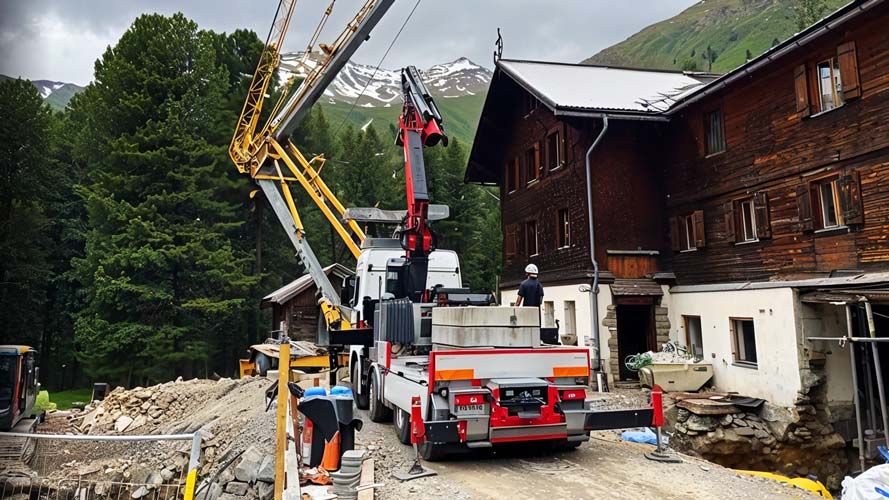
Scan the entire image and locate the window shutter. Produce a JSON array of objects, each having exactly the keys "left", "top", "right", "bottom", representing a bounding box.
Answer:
[
  {"left": 723, "top": 201, "right": 737, "bottom": 243},
  {"left": 505, "top": 225, "right": 516, "bottom": 257},
  {"left": 837, "top": 41, "right": 861, "bottom": 101},
  {"left": 796, "top": 185, "right": 814, "bottom": 232},
  {"left": 669, "top": 217, "right": 681, "bottom": 252},
  {"left": 534, "top": 142, "right": 542, "bottom": 177},
  {"left": 693, "top": 210, "right": 706, "bottom": 248},
  {"left": 838, "top": 170, "right": 864, "bottom": 225},
  {"left": 754, "top": 192, "right": 772, "bottom": 239},
  {"left": 794, "top": 64, "right": 810, "bottom": 116},
  {"left": 561, "top": 123, "right": 569, "bottom": 168}
]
